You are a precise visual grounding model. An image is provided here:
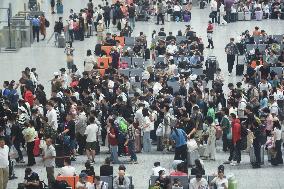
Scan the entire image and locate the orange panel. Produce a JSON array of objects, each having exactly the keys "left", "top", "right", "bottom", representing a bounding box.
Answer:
[
  {"left": 101, "top": 46, "right": 112, "bottom": 56},
  {"left": 98, "top": 69, "right": 105, "bottom": 76},
  {"left": 115, "top": 36, "right": 125, "bottom": 46},
  {"left": 57, "top": 176, "right": 75, "bottom": 189},
  {"left": 251, "top": 60, "right": 263, "bottom": 69},
  {"left": 97, "top": 57, "right": 109, "bottom": 69}
]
